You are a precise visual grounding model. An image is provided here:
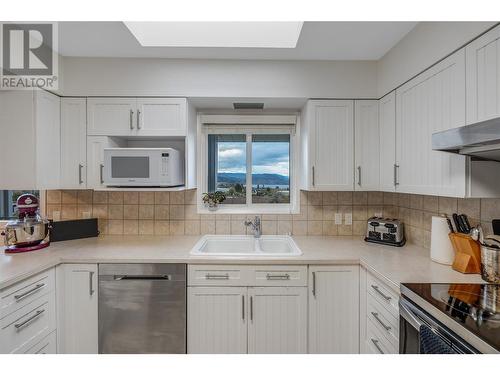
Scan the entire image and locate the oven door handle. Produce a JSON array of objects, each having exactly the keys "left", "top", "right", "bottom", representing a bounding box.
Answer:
[{"left": 399, "top": 299, "right": 425, "bottom": 331}]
